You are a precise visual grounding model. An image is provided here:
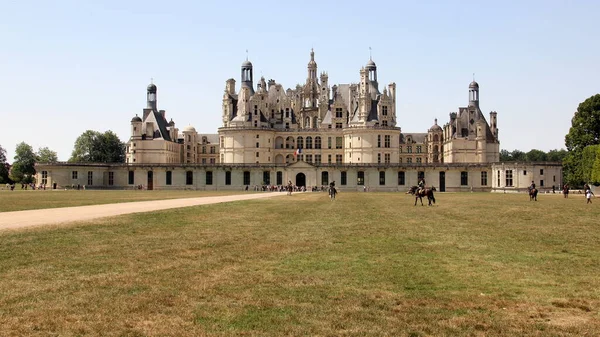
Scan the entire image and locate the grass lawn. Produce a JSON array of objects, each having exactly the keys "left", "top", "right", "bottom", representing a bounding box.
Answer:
[
  {"left": 0, "top": 189, "right": 249, "bottom": 212},
  {"left": 1, "top": 192, "right": 599, "bottom": 336}
]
